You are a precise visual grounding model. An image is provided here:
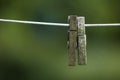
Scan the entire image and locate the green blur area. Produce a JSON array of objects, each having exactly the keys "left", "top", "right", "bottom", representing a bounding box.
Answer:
[{"left": 0, "top": 0, "right": 120, "bottom": 80}]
